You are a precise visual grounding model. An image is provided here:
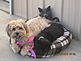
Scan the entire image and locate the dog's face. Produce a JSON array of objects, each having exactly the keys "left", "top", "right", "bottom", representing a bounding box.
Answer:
[{"left": 6, "top": 19, "right": 28, "bottom": 42}]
